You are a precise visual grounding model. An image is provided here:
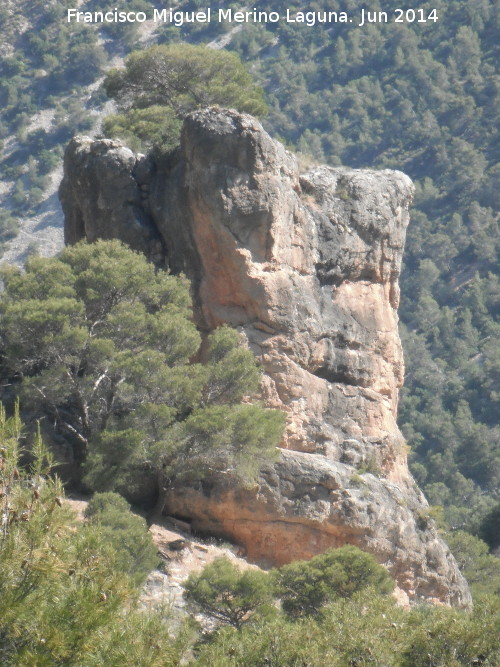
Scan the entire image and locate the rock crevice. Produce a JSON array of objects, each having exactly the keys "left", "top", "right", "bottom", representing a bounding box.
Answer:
[{"left": 59, "top": 108, "right": 471, "bottom": 607}]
